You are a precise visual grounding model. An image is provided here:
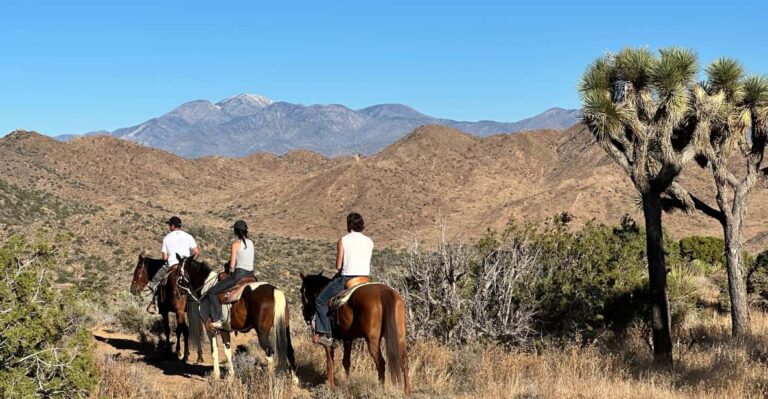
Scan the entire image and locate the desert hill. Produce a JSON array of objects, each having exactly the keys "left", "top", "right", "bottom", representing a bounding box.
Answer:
[{"left": 1, "top": 124, "right": 767, "bottom": 277}]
